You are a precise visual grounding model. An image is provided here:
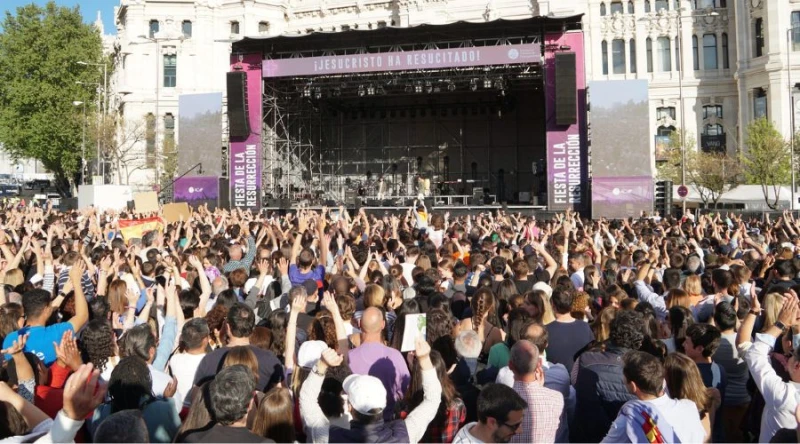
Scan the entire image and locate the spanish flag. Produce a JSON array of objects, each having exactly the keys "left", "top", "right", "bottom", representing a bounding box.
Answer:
[{"left": 118, "top": 217, "right": 164, "bottom": 242}]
